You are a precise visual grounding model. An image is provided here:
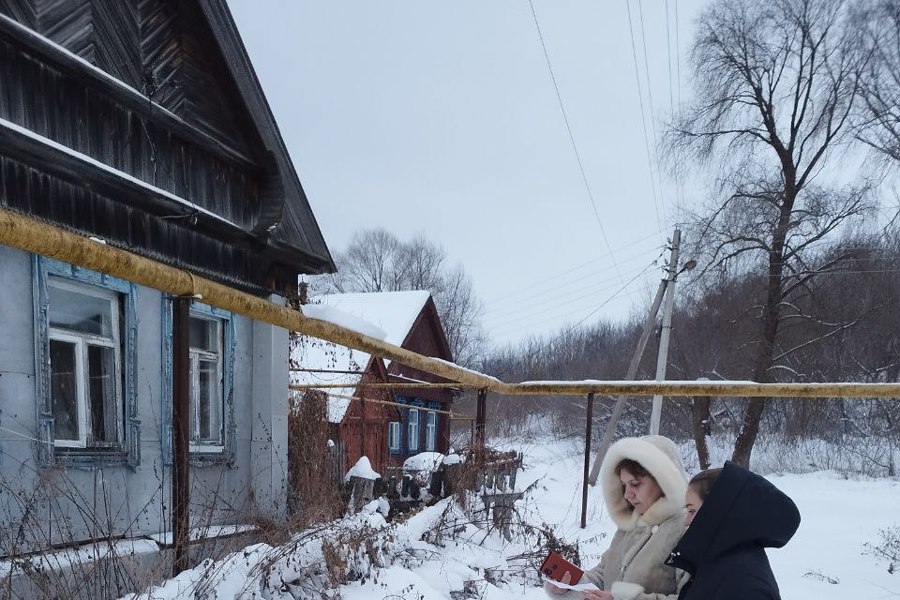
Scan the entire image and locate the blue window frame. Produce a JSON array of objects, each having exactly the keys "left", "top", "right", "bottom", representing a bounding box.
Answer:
[
  {"left": 407, "top": 408, "right": 420, "bottom": 453},
  {"left": 33, "top": 257, "right": 140, "bottom": 467},
  {"left": 161, "top": 298, "right": 236, "bottom": 465},
  {"left": 388, "top": 421, "right": 401, "bottom": 453}
]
